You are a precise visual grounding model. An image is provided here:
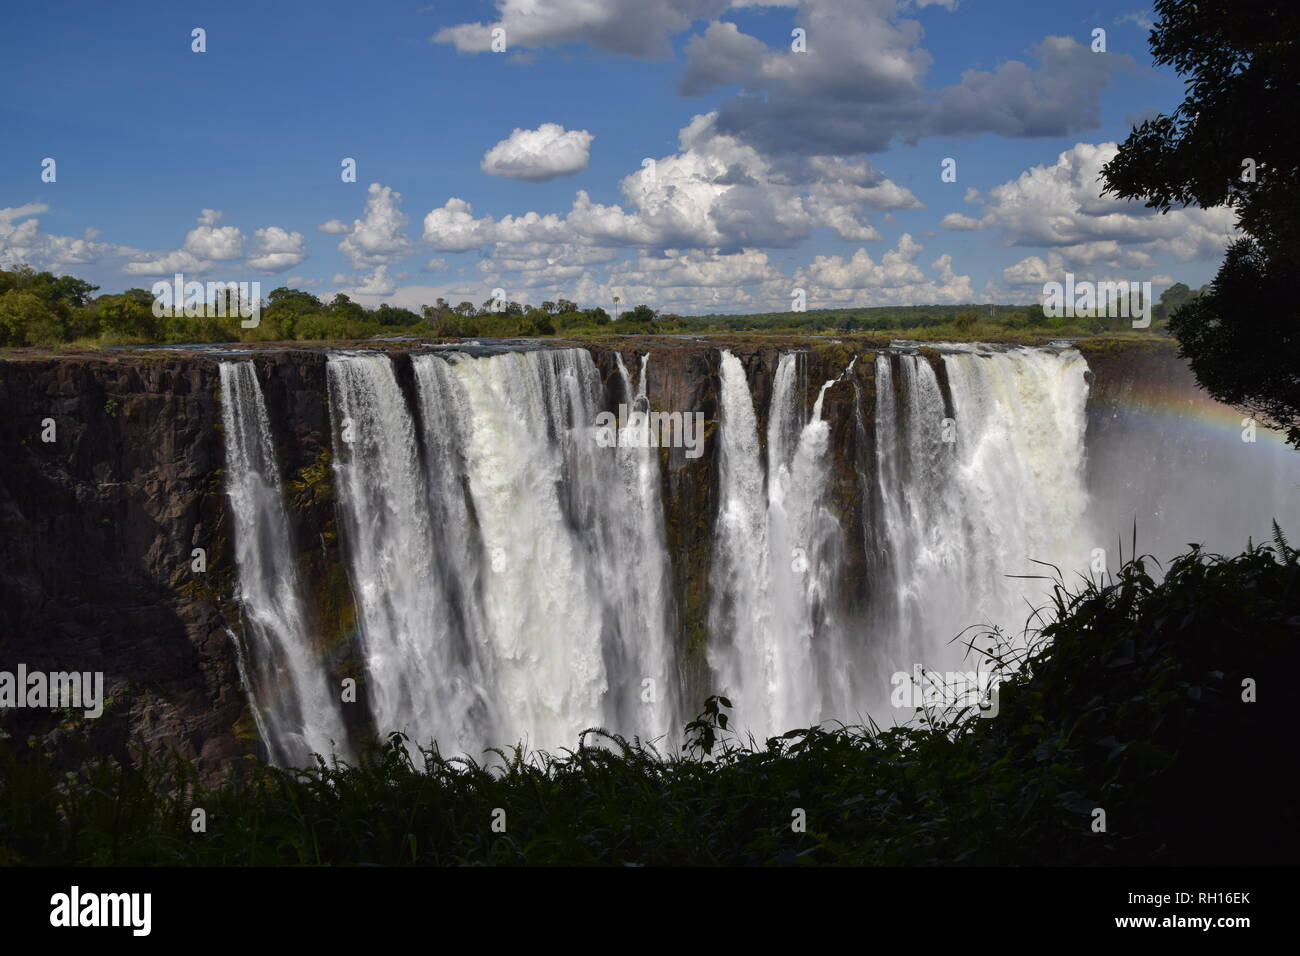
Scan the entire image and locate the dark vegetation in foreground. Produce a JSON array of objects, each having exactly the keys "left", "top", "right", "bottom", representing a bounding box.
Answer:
[{"left": 2, "top": 537, "right": 1296, "bottom": 866}]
